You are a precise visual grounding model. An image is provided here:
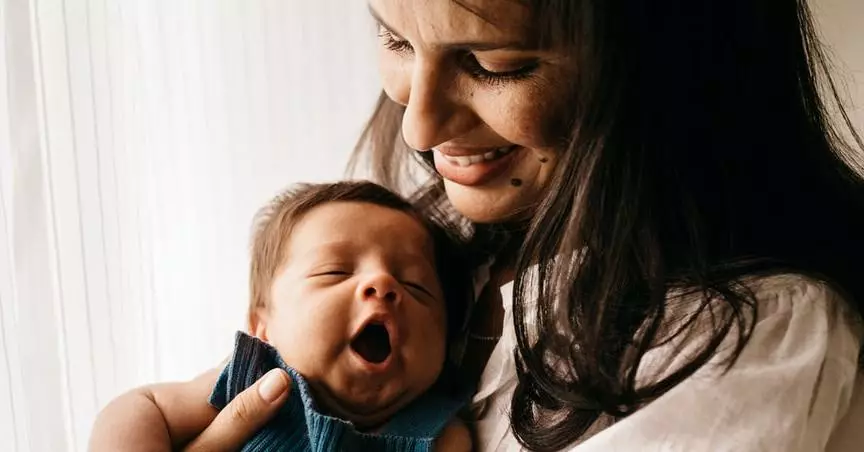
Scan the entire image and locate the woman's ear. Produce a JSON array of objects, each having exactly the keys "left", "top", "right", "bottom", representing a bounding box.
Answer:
[{"left": 248, "top": 307, "right": 270, "bottom": 342}]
